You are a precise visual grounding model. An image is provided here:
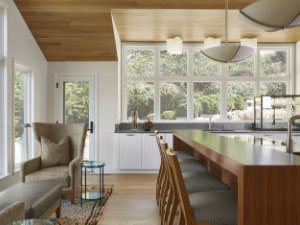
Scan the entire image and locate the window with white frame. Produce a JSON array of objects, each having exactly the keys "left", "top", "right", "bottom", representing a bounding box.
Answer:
[
  {"left": 0, "top": 5, "right": 6, "bottom": 177},
  {"left": 122, "top": 43, "right": 294, "bottom": 122},
  {"left": 13, "top": 63, "right": 33, "bottom": 171}
]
